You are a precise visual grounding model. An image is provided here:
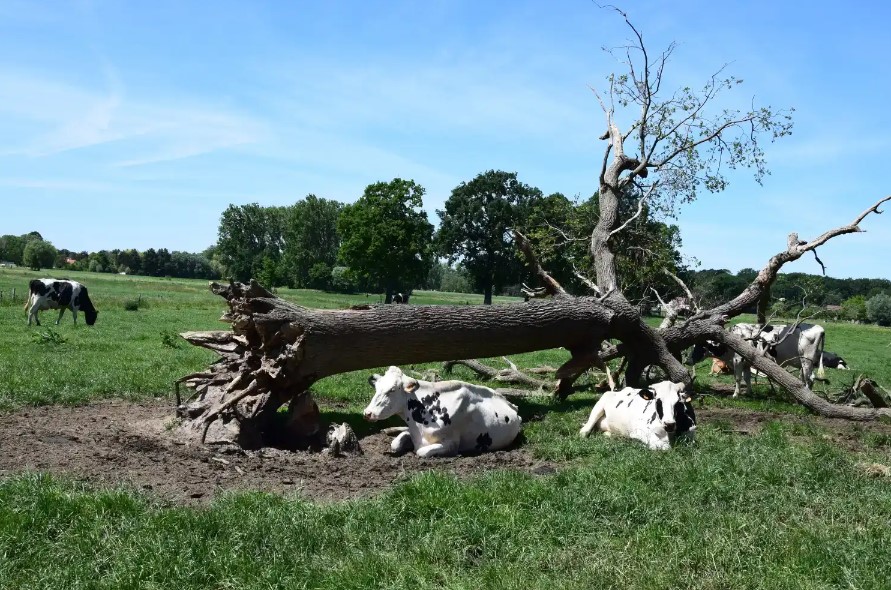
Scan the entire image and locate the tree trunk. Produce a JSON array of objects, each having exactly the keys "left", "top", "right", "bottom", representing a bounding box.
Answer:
[
  {"left": 178, "top": 280, "right": 612, "bottom": 448},
  {"left": 483, "top": 283, "right": 493, "bottom": 305},
  {"left": 384, "top": 285, "right": 393, "bottom": 304}
]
